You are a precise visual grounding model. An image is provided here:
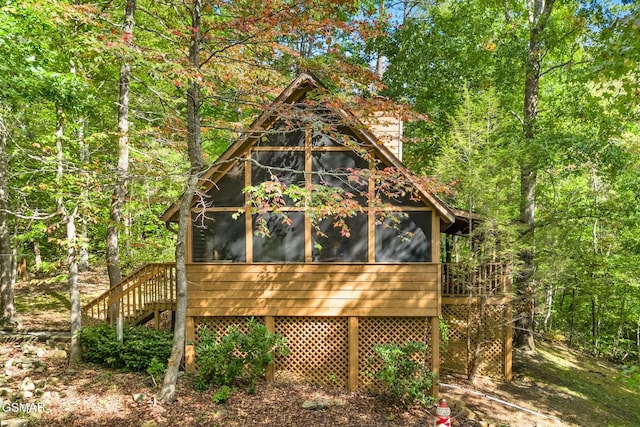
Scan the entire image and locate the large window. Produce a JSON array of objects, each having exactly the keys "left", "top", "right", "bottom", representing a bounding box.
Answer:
[
  {"left": 375, "top": 211, "right": 432, "bottom": 262},
  {"left": 253, "top": 213, "right": 305, "bottom": 262},
  {"left": 192, "top": 212, "right": 246, "bottom": 262},
  {"left": 191, "top": 119, "right": 435, "bottom": 264},
  {"left": 312, "top": 215, "right": 368, "bottom": 262}
]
